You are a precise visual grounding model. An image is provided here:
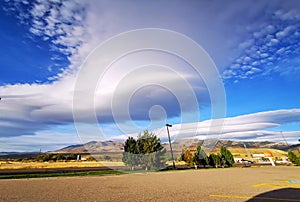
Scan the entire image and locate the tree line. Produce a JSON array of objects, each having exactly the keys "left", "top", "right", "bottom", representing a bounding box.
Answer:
[
  {"left": 179, "top": 145, "right": 234, "bottom": 168},
  {"left": 37, "top": 153, "right": 78, "bottom": 161},
  {"left": 122, "top": 131, "right": 235, "bottom": 170}
]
